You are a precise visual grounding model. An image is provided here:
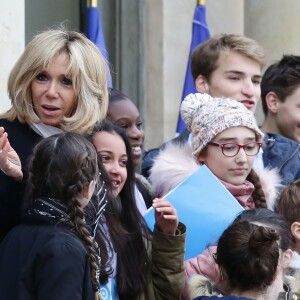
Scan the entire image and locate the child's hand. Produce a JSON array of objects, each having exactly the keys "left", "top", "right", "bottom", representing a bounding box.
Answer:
[
  {"left": 153, "top": 197, "right": 178, "bottom": 236},
  {"left": 0, "top": 127, "right": 23, "bottom": 180}
]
